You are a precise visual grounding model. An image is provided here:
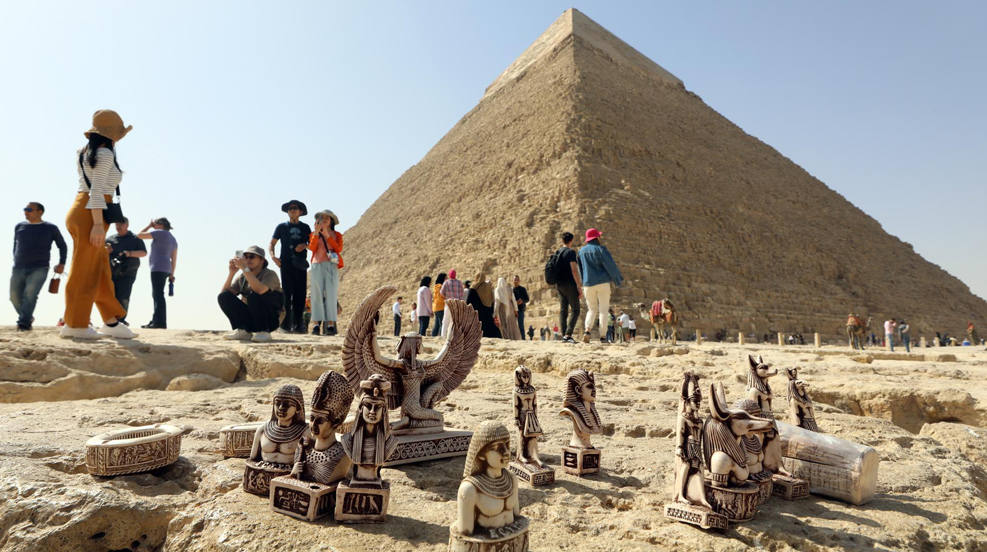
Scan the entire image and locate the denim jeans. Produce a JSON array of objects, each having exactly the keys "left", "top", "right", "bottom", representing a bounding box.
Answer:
[
  {"left": 431, "top": 310, "right": 444, "bottom": 336},
  {"left": 10, "top": 266, "right": 48, "bottom": 327},
  {"left": 885, "top": 333, "right": 894, "bottom": 352},
  {"left": 902, "top": 335, "right": 910, "bottom": 353}
]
